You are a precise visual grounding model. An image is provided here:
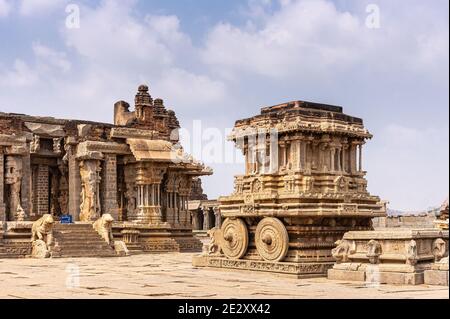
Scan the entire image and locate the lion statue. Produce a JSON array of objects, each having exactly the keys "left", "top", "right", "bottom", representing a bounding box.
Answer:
[
  {"left": 31, "top": 214, "right": 54, "bottom": 247},
  {"left": 93, "top": 214, "right": 114, "bottom": 245},
  {"left": 332, "top": 239, "right": 355, "bottom": 263}
]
